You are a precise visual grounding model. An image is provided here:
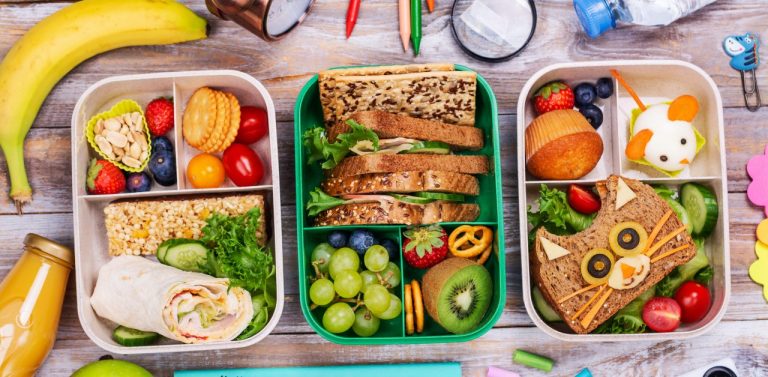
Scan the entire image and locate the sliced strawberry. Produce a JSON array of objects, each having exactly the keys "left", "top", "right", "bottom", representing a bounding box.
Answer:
[{"left": 402, "top": 225, "right": 448, "bottom": 269}]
